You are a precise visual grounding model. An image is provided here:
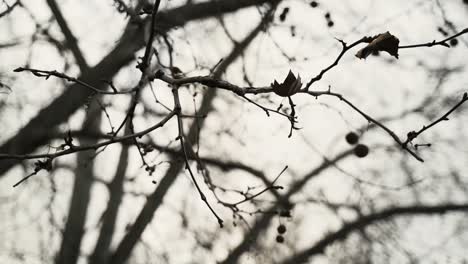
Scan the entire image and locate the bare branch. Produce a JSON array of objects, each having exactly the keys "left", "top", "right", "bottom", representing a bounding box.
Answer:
[
  {"left": 0, "top": 112, "right": 175, "bottom": 162},
  {"left": 0, "top": 0, "right": 20, "bottom": 18},
  {"left": 304, "top": 37, "right": 371, "bottom": 89},
  {"left": 0, "top": 0, "right": 276, "bottom": 176},
  {"left": 279, "top": 203, "right": 468, "bottom": 264},
  {"left": 399, "top": 28, "right": 468, "bottom": 49},
  {"left": 46, "top": 0, "right": 88, "bottom": 71},
  {"left": 108, "top": 4, "right": 278, "bottom": 263},
  {"left": 403, "top": 92, "right": 468, "bottom": 146},
  {"left": 13, "top": 67, "right": 133, "bottom": 94}
]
